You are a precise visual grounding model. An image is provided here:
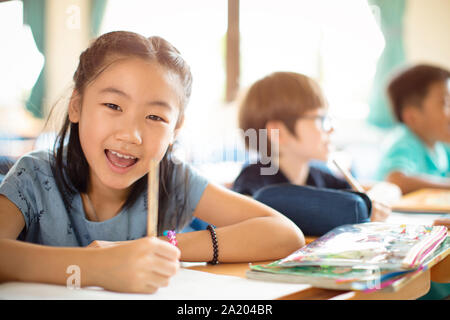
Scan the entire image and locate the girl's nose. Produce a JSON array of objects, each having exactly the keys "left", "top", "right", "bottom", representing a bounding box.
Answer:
[
  {"left": 114, "top": 118, "right": 143, "bottom": 145},
  {"left": 116, "top": 129, "right": 142, "bottom": 145}
]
